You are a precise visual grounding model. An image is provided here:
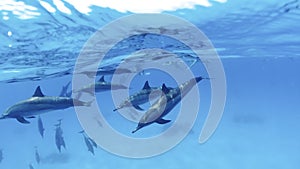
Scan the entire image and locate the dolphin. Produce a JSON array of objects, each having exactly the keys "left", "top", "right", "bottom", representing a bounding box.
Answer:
[
  {"left": 74, "top": 76, "right": 128, "bottom": 95},
  {"left": 132, "top": 76, "right": 206, "bottom": 133},
  {"left": 55, "top": 120, "right": 66, "bottom": 153},
  {"left": 88, "top": 138, "right": 97, "bottom": 148},
  {"left": 35, "top": 146, "right": 40, "bottom": 164},
  {"left": 83, "top": 135, "right": 95, "bottom": 155},
  {"left": 37, "top": 116, "right": 45, "bottom": 138},
  {"left": 79, "top": 68, "right": 133, "bottom": 78},
  {"left": 113, "top": 81, "right": 172, "bottom": 111},
  {"left": 79, "top": 130, "right": 96, "bottom": 154},
  {"left": 0, "top": 86, "right": 92, "bottom": 124}
]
